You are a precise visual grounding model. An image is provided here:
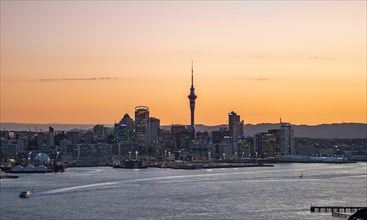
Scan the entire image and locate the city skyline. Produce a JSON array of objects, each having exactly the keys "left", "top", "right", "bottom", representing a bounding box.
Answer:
[{"left": 1, "top": 1, "right": 366, "bottom": 125}]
